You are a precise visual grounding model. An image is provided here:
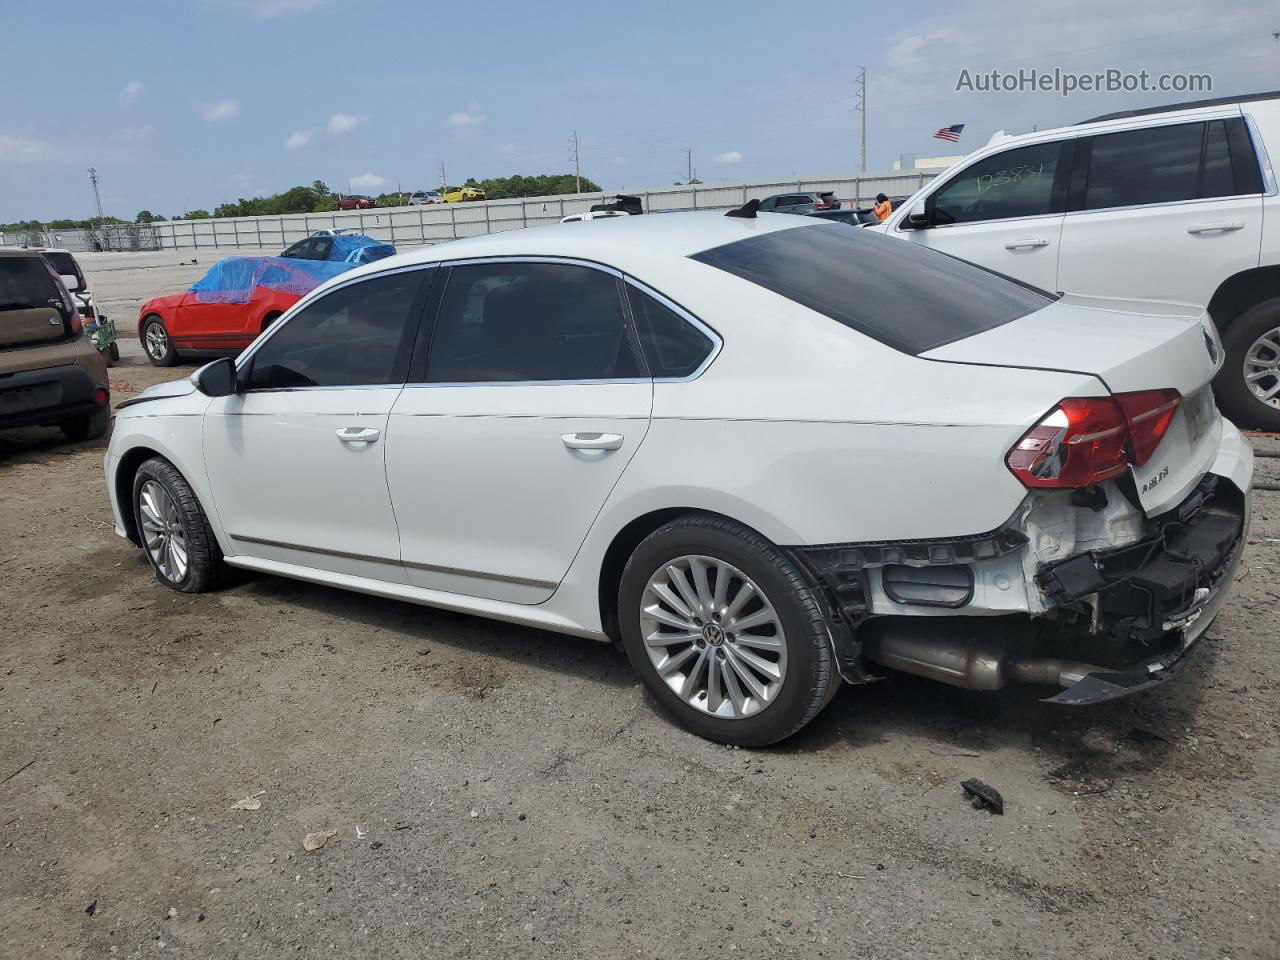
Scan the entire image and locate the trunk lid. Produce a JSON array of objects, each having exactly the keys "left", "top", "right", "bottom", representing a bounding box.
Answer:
[{"left": 923, "top": 294, "right": 1224, "bottom": 516}]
